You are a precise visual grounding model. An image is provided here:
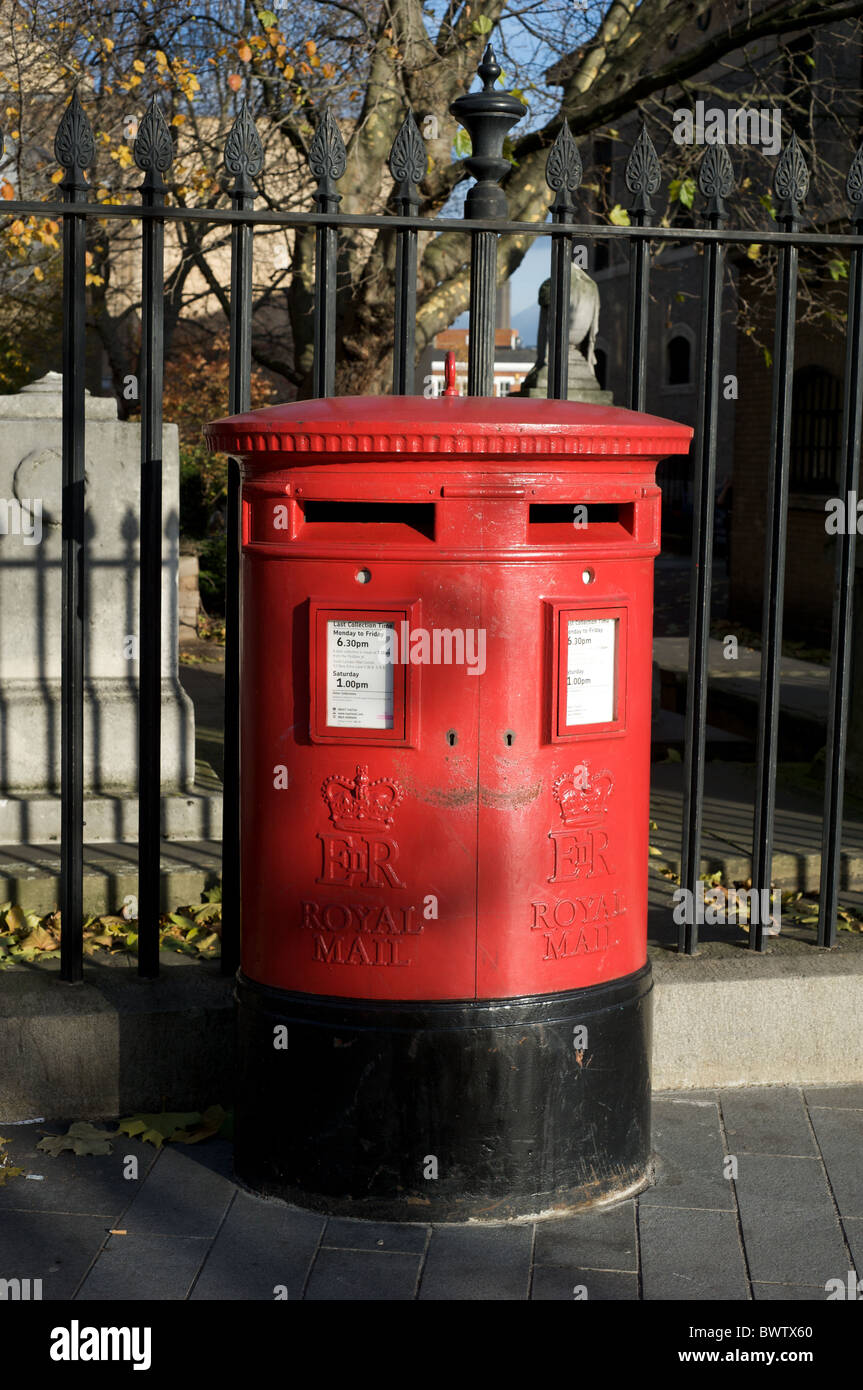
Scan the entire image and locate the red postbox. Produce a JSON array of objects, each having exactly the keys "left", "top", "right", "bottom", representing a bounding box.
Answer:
[{"left": 205, "top": 387, "right": 692, "bottom": 1221}]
